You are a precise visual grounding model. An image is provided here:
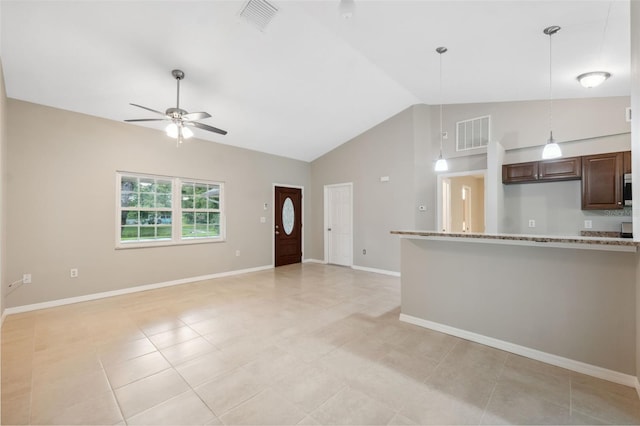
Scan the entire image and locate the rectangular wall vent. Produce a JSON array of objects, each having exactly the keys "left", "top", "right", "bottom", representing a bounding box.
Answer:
[{"left": 239, "top": 0, "right": 279, "bottom": 32}]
